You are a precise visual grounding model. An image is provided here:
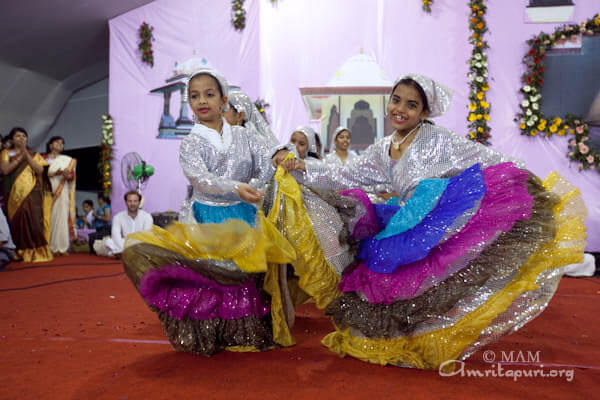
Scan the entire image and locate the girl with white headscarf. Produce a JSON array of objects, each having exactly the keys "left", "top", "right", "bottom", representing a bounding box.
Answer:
[
  {"left": 121, "top": 67, "right": 297, "bottom": 356},
  {"left": 257, "top": 125, "right": 364, "bottom": 313},
  {"left": 289, "top": 125, "right": 320, "bottom": 159},
  {"left": 325, "top": 126, "right": 357, "bottom": 165},
  {"left": 225, "top": 91, "right": 279, "bottom": 146},
  {"left": 278, "top": 73, "right": 586, "bottom": 371}
]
